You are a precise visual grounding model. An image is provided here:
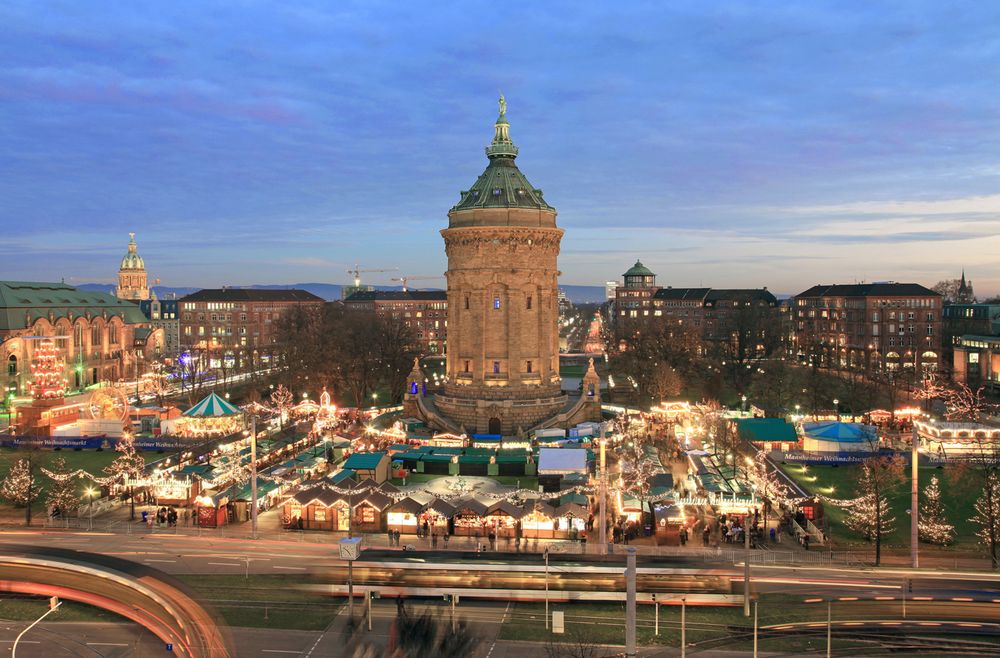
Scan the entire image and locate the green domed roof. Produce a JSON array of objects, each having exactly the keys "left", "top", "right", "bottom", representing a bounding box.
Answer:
[
  {"left": 450, "top": 96, "right": 554, "bottom": 212},
  {"left": 623, "top": 260, "right": 654, "bottom": 277},
  {"left": 120, "top": 232, "right": 145, "bottom": 271}
]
